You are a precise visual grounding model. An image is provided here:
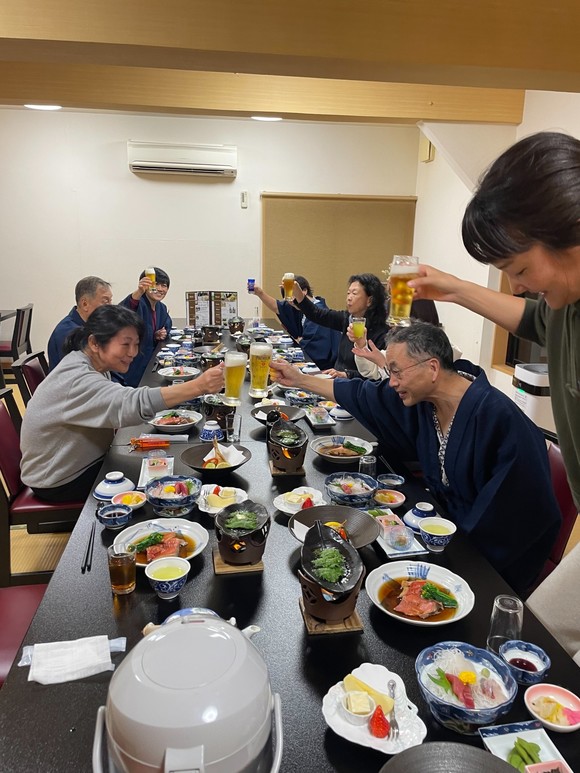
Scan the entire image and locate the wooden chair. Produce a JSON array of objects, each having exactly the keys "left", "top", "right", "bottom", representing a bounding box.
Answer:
[
  {"left": 0, "top": 583, "right": 47, "bottom": 685},
  {"left": 12, "top": 350, "right": 49, "bottom": 406},
  {"left": 531, "top": 442, "right": 579, "bottom": 590},
  {"left": 0, "top": 304, "right": 34, "bottom": 384},
  {"left": 0, "top": 387, "right": 84, "bottom": 586}
]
